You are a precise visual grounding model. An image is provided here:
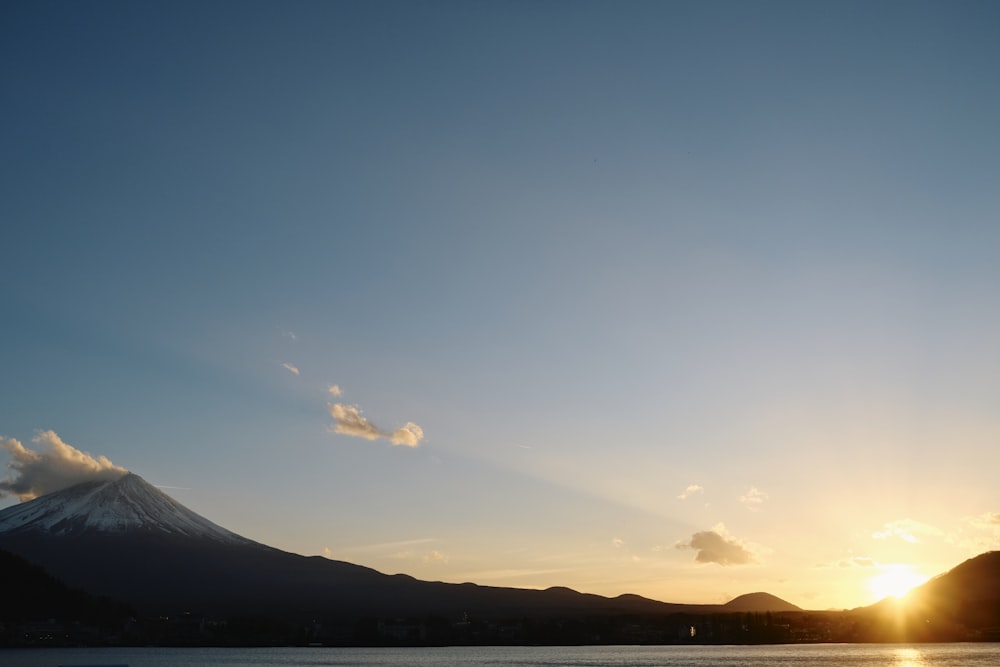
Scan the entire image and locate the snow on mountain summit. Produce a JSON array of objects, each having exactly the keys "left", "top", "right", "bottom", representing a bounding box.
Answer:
[{"left": 0, "top": 472, "right": 254, "bottom": 545}]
